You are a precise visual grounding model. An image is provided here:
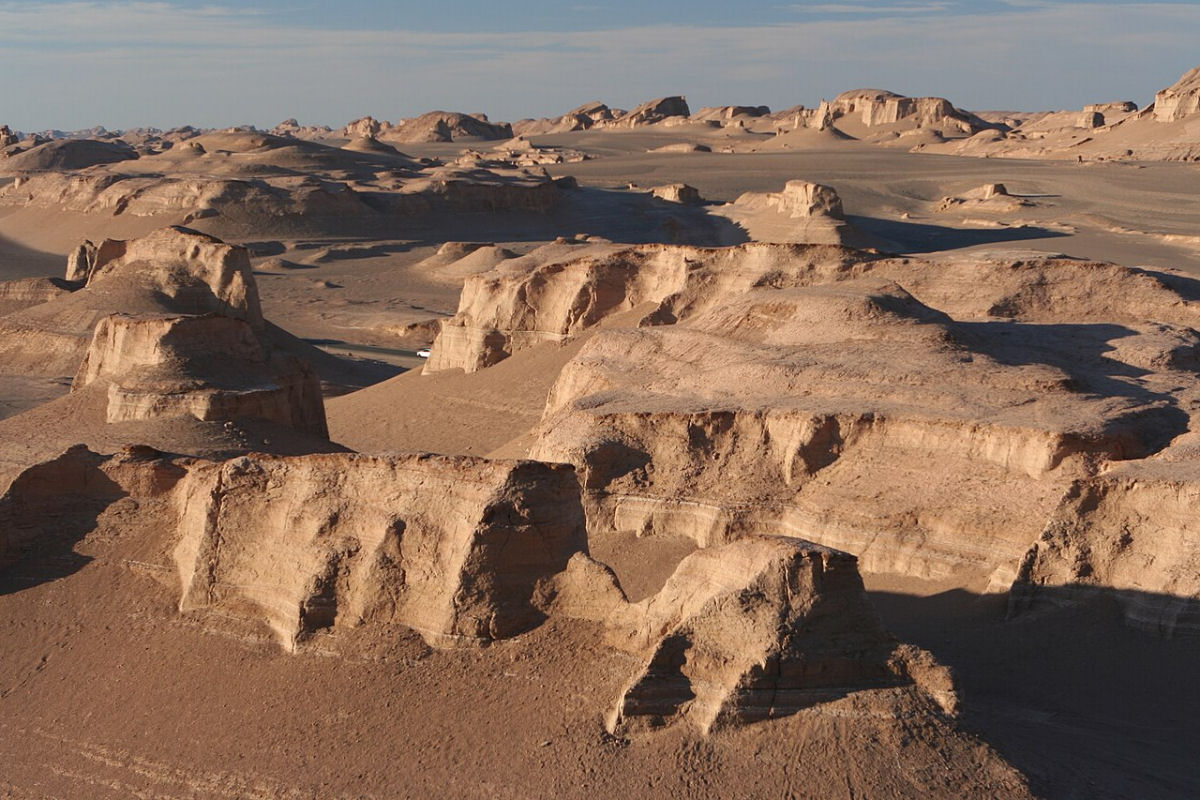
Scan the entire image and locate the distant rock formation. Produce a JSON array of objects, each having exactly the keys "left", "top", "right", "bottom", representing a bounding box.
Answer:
[
  {"left": 615, "top": 96, "right": 691, "bottom": 127},
  {"left": 73, "top": 313, "right": 327, "bottom": 436},
  {"left": 343, "top": 115, "right": 383, "bottom": 139},
  {"left": 650, "top": 183, "right": 704, "bottom": 205},
  {"left": 385, "top": 111, "right": 513, "bottom": 143},
  {"left": 2, "top": 138, "right": 138, "bottom": 170},
  {"left": 171, "top": 453, "right": 586, "bottom": 649},
  {"left": 716, "top": 180, "right": 878, "bottom": 246},
  {"left": 813, "top": 89, "right": 997, "bottom": 137},
  {"left": 1153, "top": 66, "right": 1200, "bottom": 122},
  {"left": 0, "top": 125, "right": 17, "bottom": 148}
]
